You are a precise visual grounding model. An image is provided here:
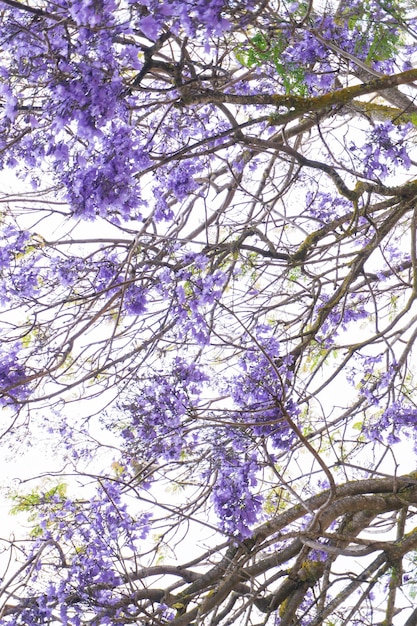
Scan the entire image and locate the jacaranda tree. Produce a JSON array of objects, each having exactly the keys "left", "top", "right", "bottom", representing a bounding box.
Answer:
[{"left": 2, "top": 0, "right": 417, "bottom": 624}]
